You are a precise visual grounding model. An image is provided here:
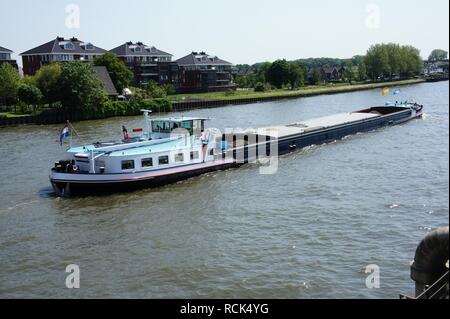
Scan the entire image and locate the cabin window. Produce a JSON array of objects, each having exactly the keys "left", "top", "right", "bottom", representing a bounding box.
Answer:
[
  {"left": 121, "top": 160, "right": 135, "bottom": 170},
  {"left": 158, "top": 155, "right": 169, "bottom": 165},
  {"left": 175, "top": 153, "right": 184, "bottom": 163},
  {"left": 190, "top": 151, "right": 199, "bottom": 160},
  {"left": 170, "top": 122, "right": 181, "bottom": 130},
  {"left": 141, "top": 158, "right": 153, "bottom": 168},
  {"left": 152, "top": 121, "right": 171, "bottom": 133},
  {"left": 181, "top": 121, "right": 194, "bottom": 136}
]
